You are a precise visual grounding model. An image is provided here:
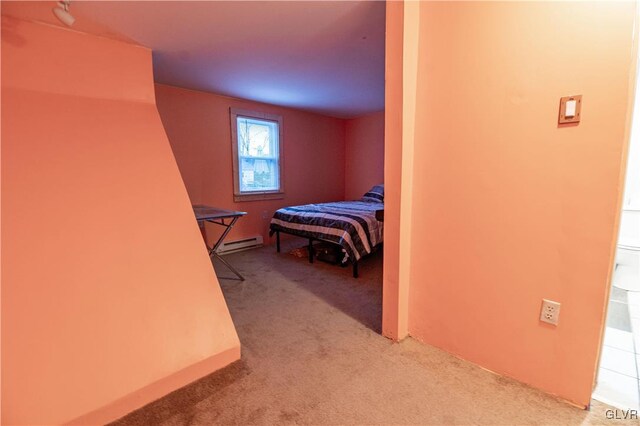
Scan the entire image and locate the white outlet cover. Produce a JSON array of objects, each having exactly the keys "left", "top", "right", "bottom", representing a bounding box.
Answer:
[{"left": 540, "top": 299, "right": 561, "bottom": 326}]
